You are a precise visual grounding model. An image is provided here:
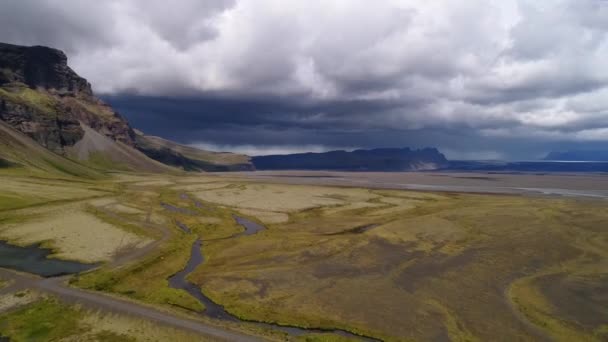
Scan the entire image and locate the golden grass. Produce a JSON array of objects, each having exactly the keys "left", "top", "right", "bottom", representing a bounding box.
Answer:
[
  {"left": 236, "top": 208, "right": 289, "bottom": 224},
  {"left": 0, "top": 177, "right": 109, "bottom": 211},
  {"left": 2, "top": 171, "right": 606, "bottom": 341},
  {"left": 171, "top": 182, "right": 232, "bottom": 191},
  {"left": 133, "top": 180, "right": 176, "bottom": 187},
  {"left": 88, "top": 198, "right": 117, "bottom": 207},
  {"left": 193, "top": 183, "right": 378, "bottom": 212},
  {"left": 78, "top": 309, "right": 212, "bottom": 341},
  {"left": 0, "top": 296, "right": 214, "bottom": 342},
  {"left": 106, "top": 203, "right": 145, "bottom": 215},
  {"left": 0, "top": 290, "right": 39, "bottom": 313},
  {"left": 0, "top": 204, "right": 150, "bottom": 263},
  {"left": 323, "top": 200, "right": 384, "bottom": 215}
]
